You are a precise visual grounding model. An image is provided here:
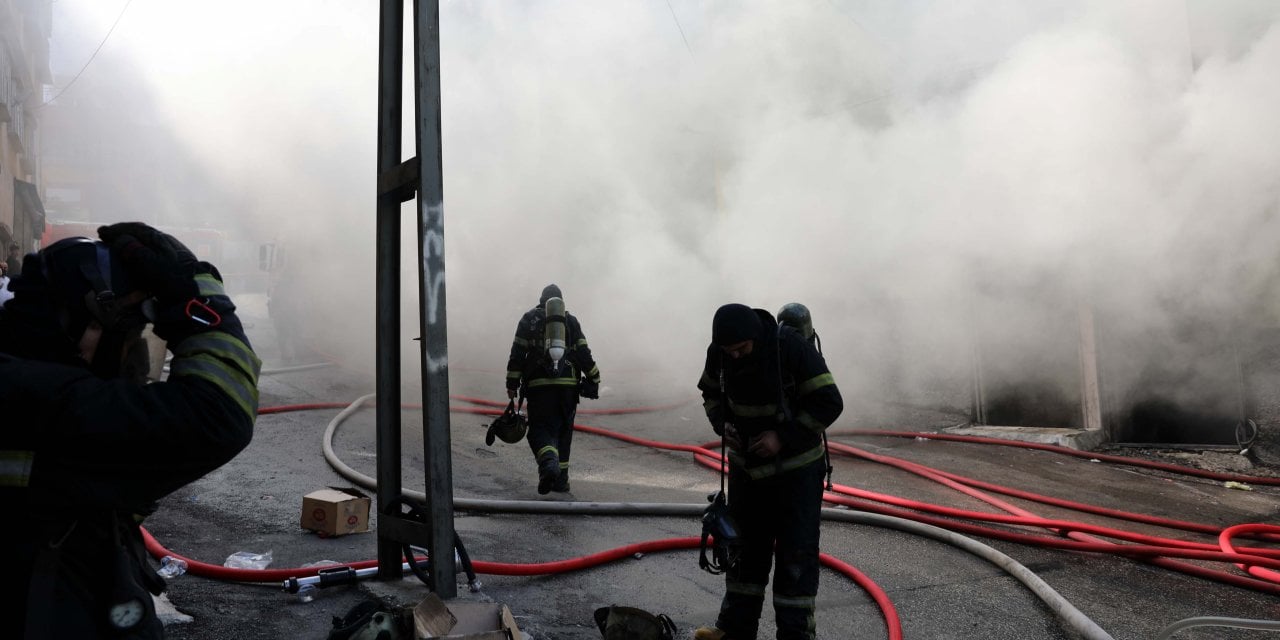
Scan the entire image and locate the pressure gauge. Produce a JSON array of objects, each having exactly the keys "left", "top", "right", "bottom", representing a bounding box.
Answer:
[{"left": 108, "top": 598, "right": 145, "bottom": 630}]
